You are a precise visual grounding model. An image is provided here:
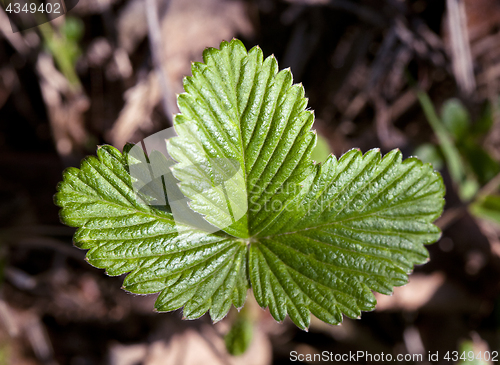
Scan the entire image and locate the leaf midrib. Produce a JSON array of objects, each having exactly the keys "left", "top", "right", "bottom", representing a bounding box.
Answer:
[{"left": 258, "top": 190, "right": 440, "bottom": 240}]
